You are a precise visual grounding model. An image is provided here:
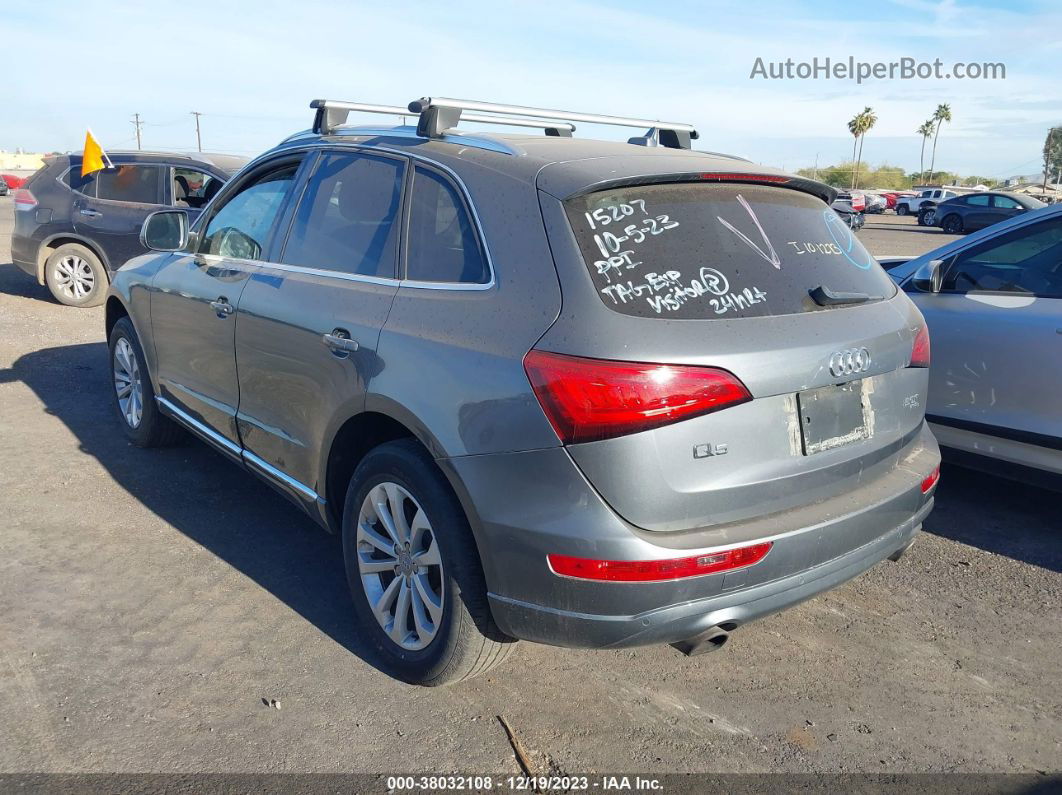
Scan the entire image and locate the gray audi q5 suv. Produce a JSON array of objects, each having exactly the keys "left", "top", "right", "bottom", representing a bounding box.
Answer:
[{"left": 106, "top": 97, "right": 940, "bottom": 685}]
